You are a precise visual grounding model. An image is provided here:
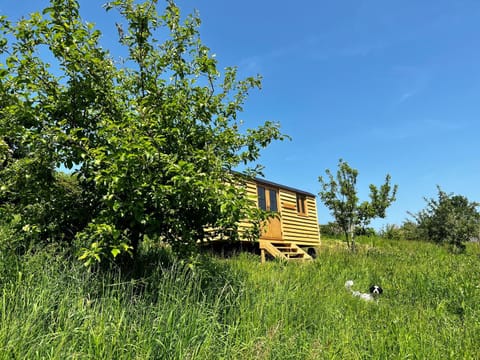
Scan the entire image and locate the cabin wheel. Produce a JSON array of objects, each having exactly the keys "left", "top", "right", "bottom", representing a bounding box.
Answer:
[{"left": 306, "top": 247, "right": 317, "bottom": 259}]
